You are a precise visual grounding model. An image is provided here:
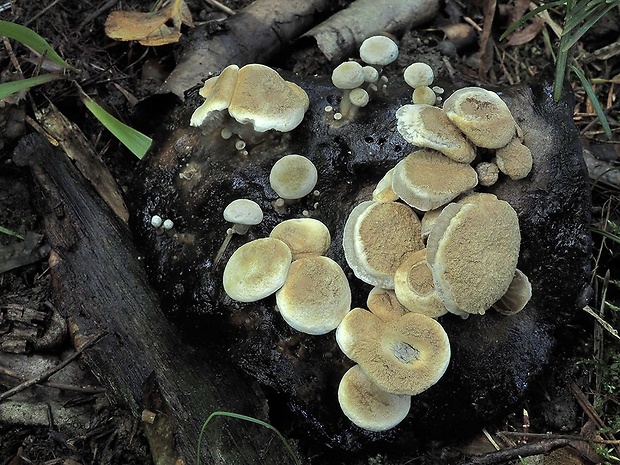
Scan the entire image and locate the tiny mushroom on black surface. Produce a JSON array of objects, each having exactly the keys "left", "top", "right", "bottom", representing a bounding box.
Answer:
[
  {"left": 493, "top": 269, "right": 532, "bottom": 315},
  {"left": 269, "top": 154, "right": 318, "bottom": 206}
]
